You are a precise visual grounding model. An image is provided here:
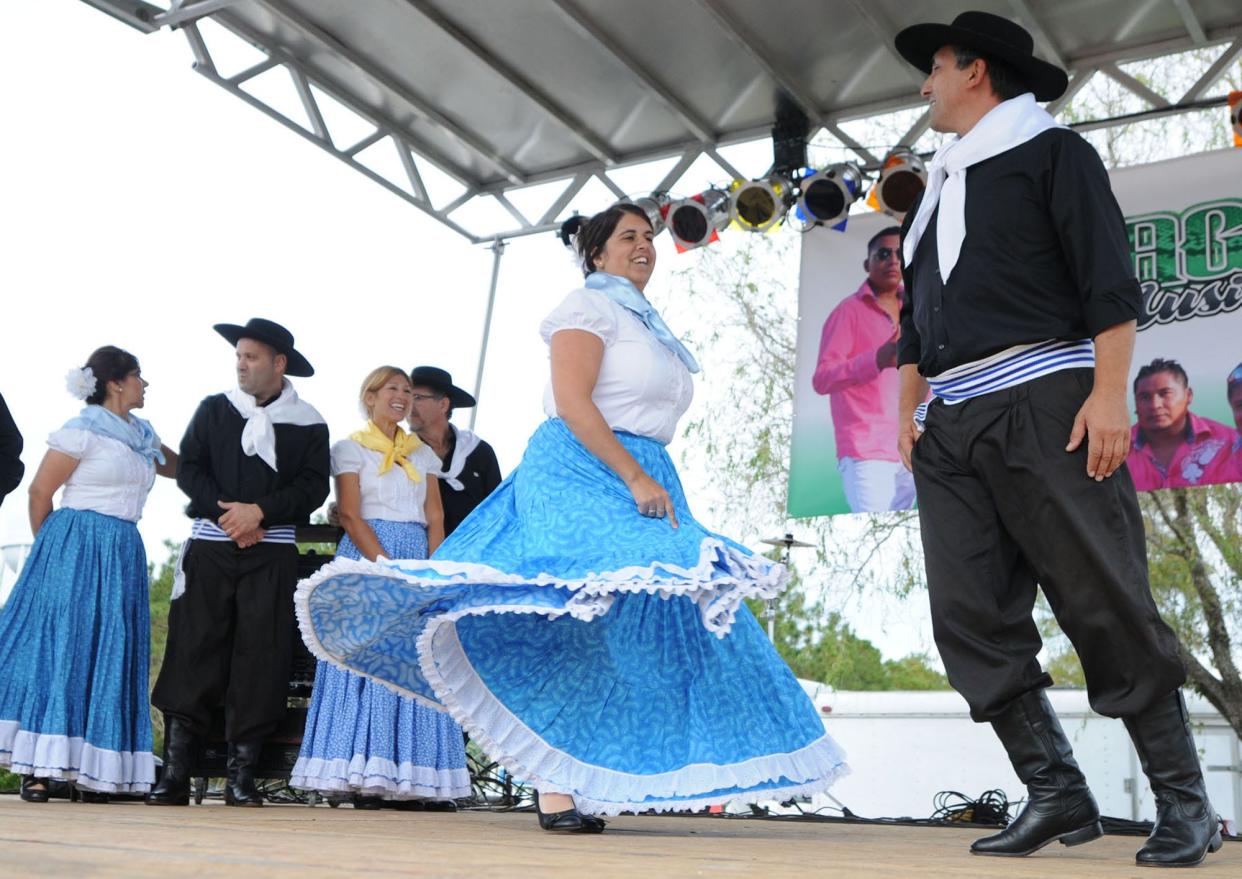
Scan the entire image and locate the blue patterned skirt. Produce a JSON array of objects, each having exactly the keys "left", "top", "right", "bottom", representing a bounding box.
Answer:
[
  {"left": 290, "top": 519, "right": 469, "bottom": 800},
  {"left": 296, "top": 419, "right": 848, "bottom": 815},
  {"left": 0, "top": 508, "right": 153, "bottom": 793}
]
